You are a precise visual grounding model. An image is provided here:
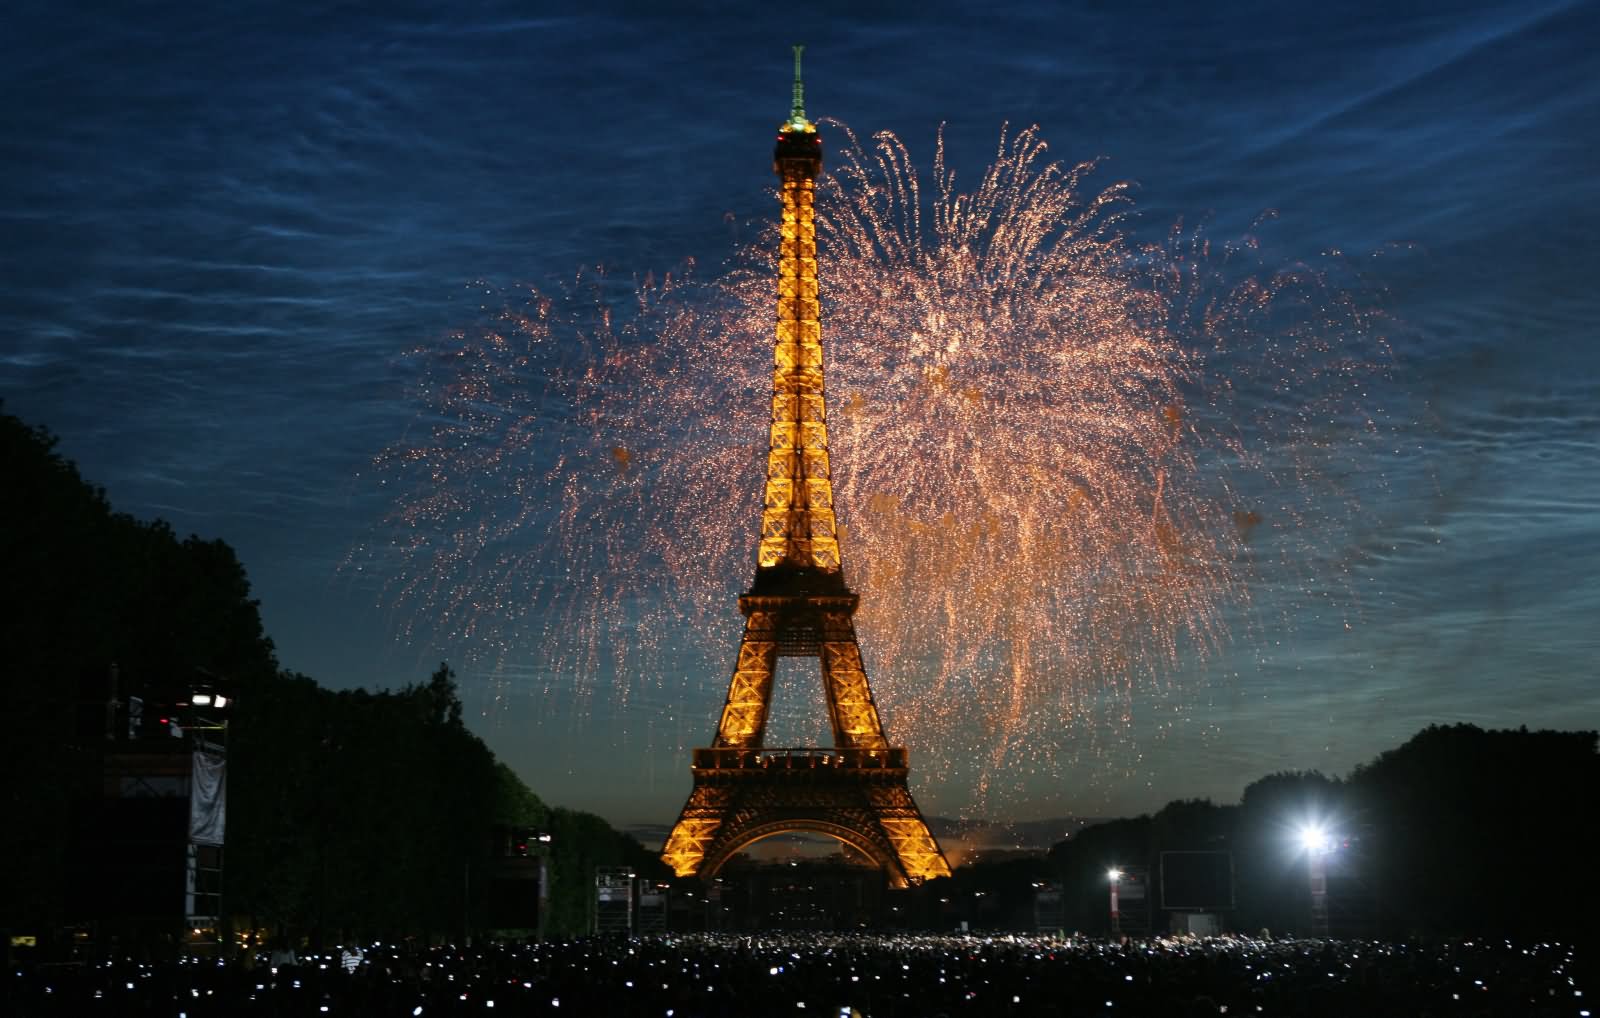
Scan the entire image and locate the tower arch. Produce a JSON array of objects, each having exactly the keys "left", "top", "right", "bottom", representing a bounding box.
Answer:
[{"left": 697, "top": 816, "right": 910, "bottom": 889}]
